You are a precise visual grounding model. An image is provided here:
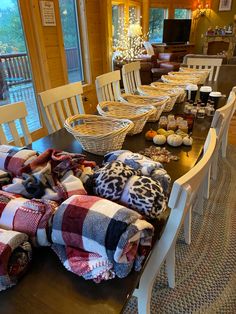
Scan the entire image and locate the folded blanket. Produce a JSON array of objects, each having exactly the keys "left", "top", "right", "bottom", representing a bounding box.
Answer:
[
  {"left": 0, "top": 228, "right": 32, "bottom": 291},
  {"left": 3, "top": 149, "right": 96, "bottom": 201},
  {"left": 104, "top": 150, "right": 171, "bottom": 193},
  {"left": 52, "top": 195, "right": 154, "bottom": 281},
  {"left": 0, "top": 145, "right": 37, "bottom": 177},
  {"left": 92, "top": 161, "right": 167, "bottom": 219},
  {"left": 0, "top": 191, "right": 58, "bottom": 246}
]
